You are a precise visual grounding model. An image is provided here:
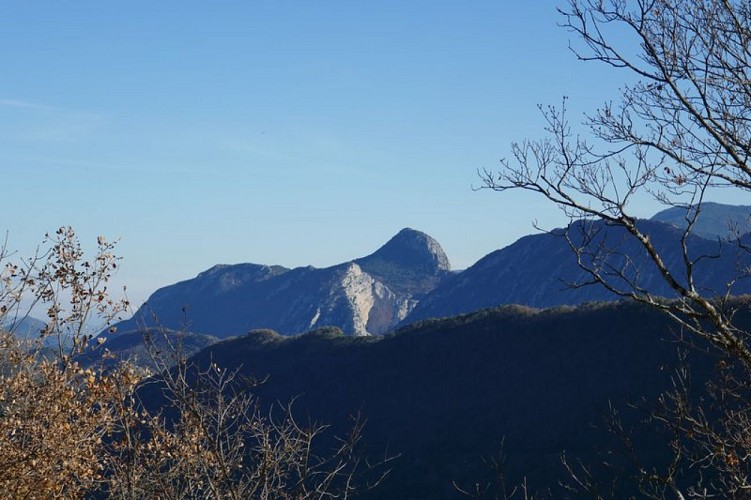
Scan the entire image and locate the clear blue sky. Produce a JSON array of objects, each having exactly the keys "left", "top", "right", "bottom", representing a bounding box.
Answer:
[{"left": 0, "top": 1, "right": 675, "bottom": 306}]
